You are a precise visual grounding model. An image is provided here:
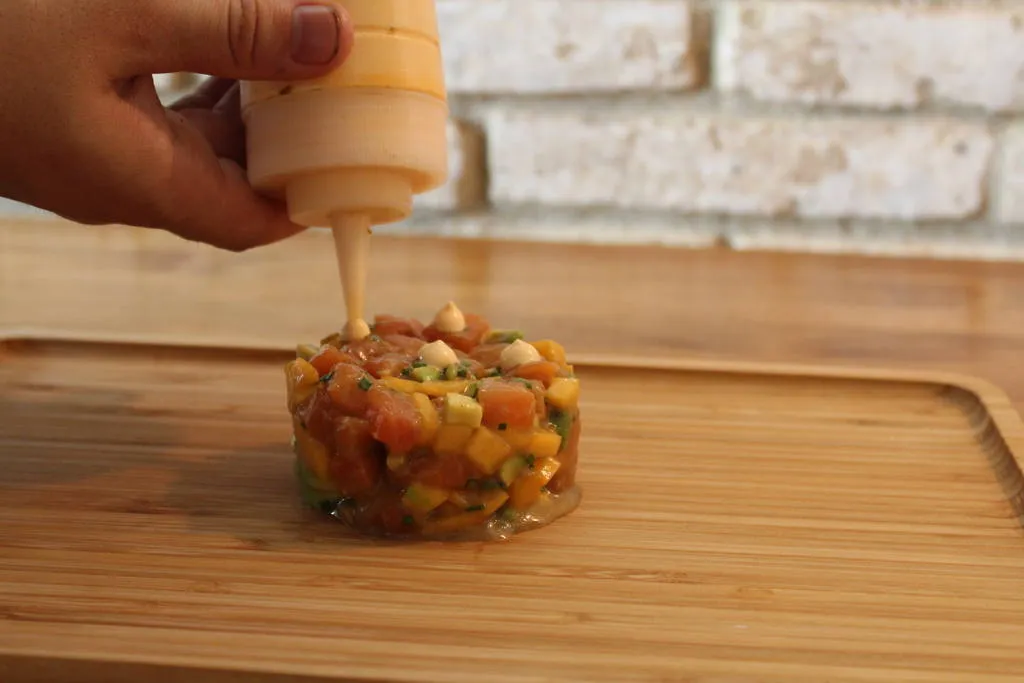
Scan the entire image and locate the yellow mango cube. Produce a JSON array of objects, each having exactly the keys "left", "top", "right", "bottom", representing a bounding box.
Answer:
[
  {"left": 382, "top": 376, "right": 471, "bottom": 398},
  {"left": 528, "top": 430, "right": 562, "bottom": 459},
  {"left": 434, "top": 424, "right": 475, "bottom": 455},
  {"left": 412, "top": 392, "right": 439, "bottom": 446},
  {"left": 423, "top": 490, "right": 509, "bottom": 535},
  {"left": 546, "top": 377, "right": 580, "bottom": 411},
  {"left": 292, "top": 416, "right": 331, "bottom": 484},
  {"left": 285, "top": 358, "right": 319, "bottom": 412},
  {"left": 530, "top": 339, "right": 567, "bottom": 365},
  {"left": 508, "top": 457, "right": 561, "bottom": 510},
  {"left": 464, "top": 427, "right": 513, "bottom": 474},
  {"left": 501, "top": 428, "right": 534, "bottom": 450},
  {"left": 402, "top": 483, "right": 450, "bottom": 515}
]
